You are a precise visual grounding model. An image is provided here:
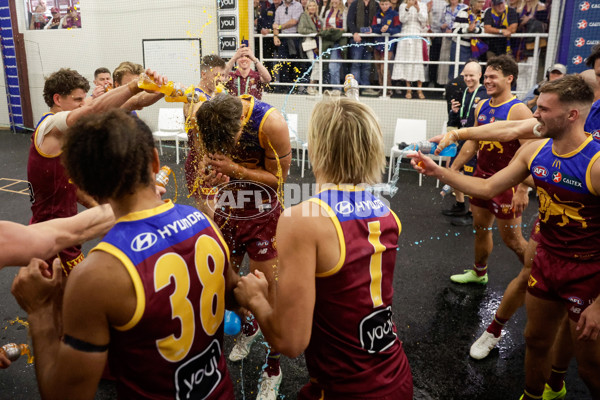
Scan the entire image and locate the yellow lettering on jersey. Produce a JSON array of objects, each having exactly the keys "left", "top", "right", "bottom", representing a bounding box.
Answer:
[
  {"left": 367, "top": 221, "right": 386, "bottom": 308},
  {"left": 154, "top": 253, "right": 195, "bottom": 362},
  {"left": 195, "top": 235, "right": 226, "bottom": 336}
]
